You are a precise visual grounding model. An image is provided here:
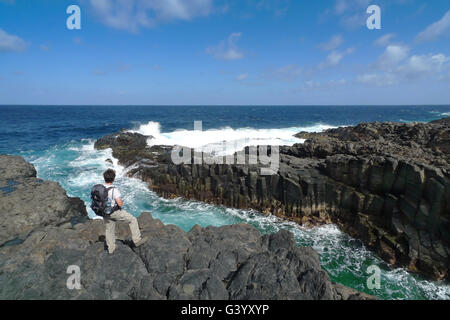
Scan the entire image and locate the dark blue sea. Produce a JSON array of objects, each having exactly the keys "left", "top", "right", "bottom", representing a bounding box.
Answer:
[{"left": 1, "top": 105, "right": 449, "bottom": 300}]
